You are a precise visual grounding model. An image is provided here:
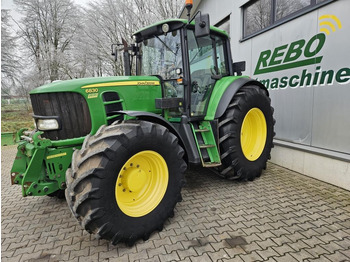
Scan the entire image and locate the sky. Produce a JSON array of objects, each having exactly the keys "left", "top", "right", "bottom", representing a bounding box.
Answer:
[
  {"left": 1, "top": 0, "right": 91, "bottom": 22},
  {"left": 1, "top": 0, "right": 91, "bottom": 30},
  {"left": 2, "top": 0, "right": 91, "bottom": 9}
]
